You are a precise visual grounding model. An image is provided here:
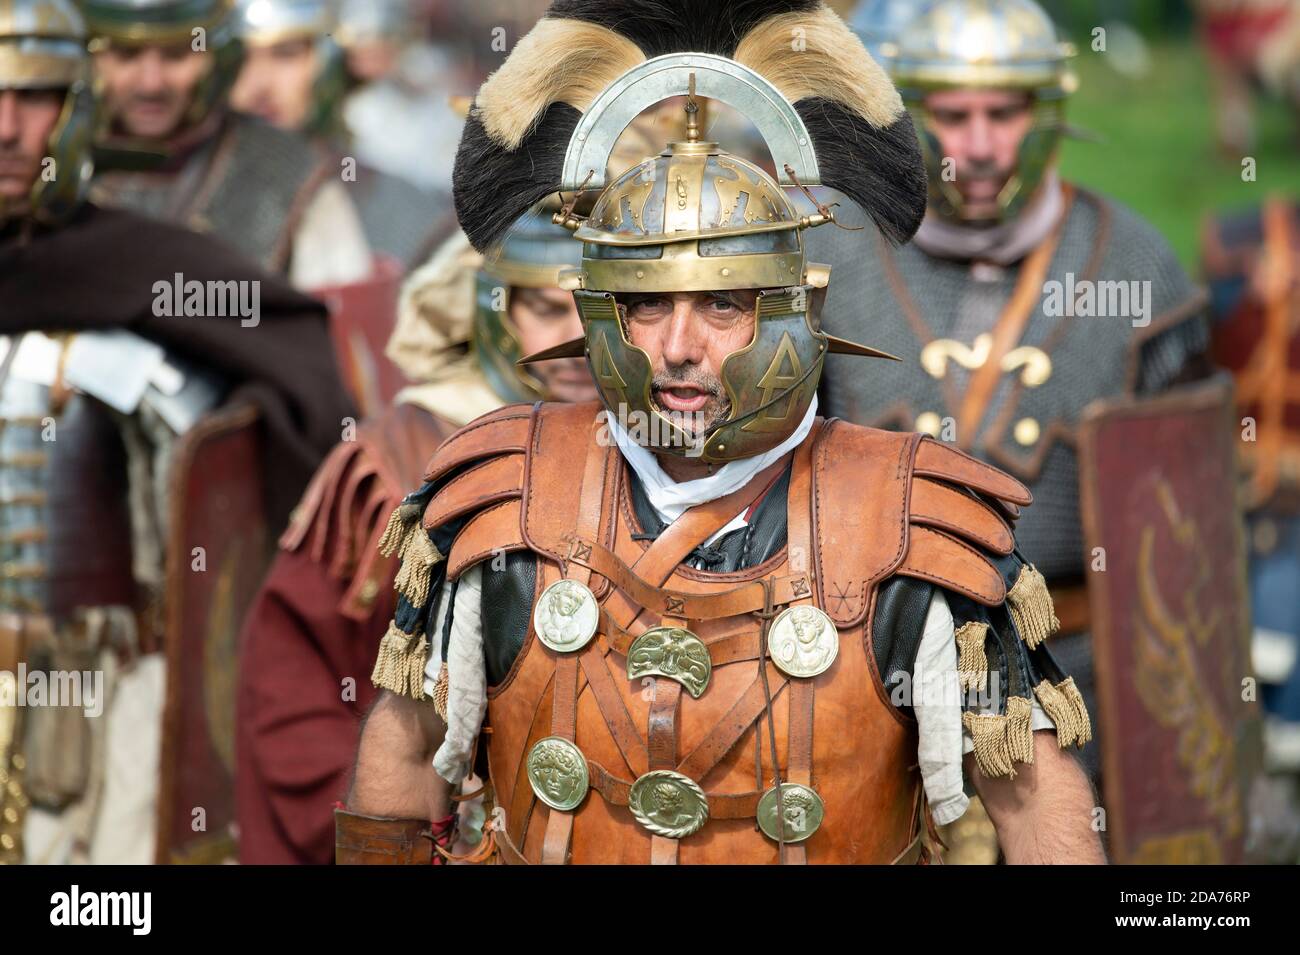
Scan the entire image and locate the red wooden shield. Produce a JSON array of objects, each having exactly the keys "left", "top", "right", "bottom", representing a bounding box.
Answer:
[
  {"left": 1078, "top": 377, "right": 1262, "bottom": 863},
  {"left": 155, "top": 404, "right": 269, "bottom": 863}
]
